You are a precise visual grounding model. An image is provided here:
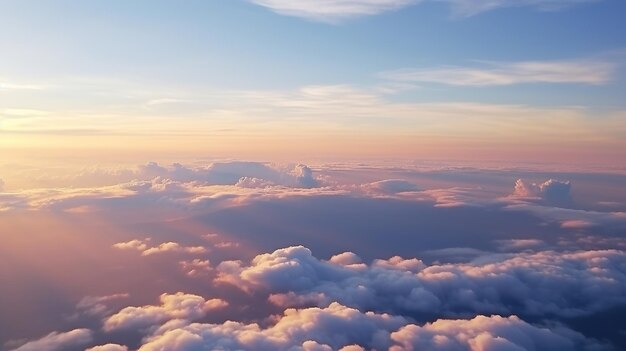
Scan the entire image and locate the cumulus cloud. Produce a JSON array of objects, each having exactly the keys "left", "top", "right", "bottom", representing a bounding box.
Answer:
[
  {"left": 512, "top": 178, "right": 572, "bottom": 204},
  {"left": 115, "top": 302, "right": 603, "bottom": 351},
  {"left": 179, "top": 259, "right": 212, "bottom": 277},
  {"left": 137, "top": 302, "right": 407, "bottom": 351},
  {"left": 85, "top": 344, "right": 129, "bottom": 351},
  {"left": 113, "top": 239, "right": 207, "bottom": 256},
  {"left": 379, "top": 59, "right": 614, "bottom": 86},
  {"left": 390, "top": 314, "right": 603, "bottom": 351},
  {"left": 9, "top": 329, "right": 93, "bottom": 351},
  {"left": 104, "top": 293, "right": 228, "bottom": 331},
  {"left": 217, "top": 246, "right": 626, "bottom": 318}
]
